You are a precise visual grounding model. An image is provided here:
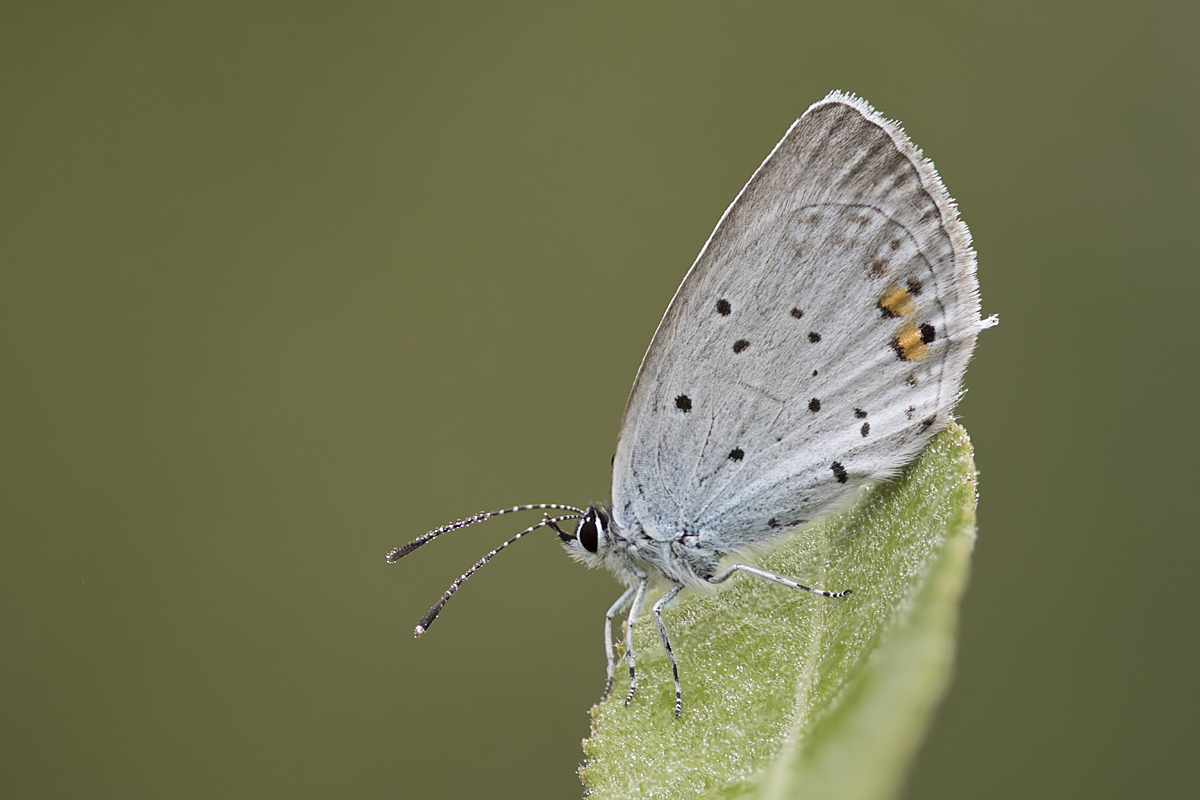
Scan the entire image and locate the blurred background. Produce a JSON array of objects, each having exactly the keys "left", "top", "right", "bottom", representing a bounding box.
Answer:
[{"left": 2, "top": 2, "right": 1195, "bottom": 797}]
